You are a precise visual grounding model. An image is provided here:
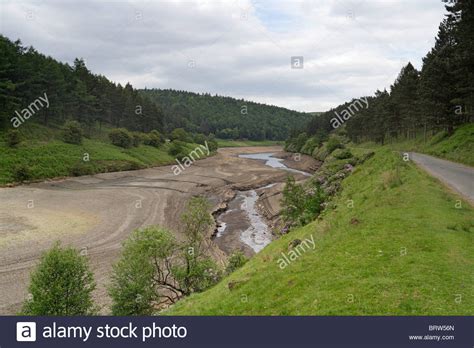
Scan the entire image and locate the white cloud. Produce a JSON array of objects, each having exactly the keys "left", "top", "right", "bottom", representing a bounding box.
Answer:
[{"left": 0, "top": 0, "right": 447, "bottom": 111}]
